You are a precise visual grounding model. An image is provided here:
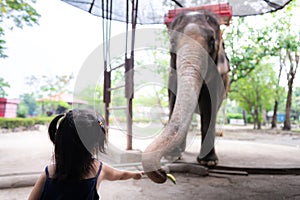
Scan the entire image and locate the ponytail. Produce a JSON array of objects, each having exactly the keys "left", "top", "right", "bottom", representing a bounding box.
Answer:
[{"left": 48, "top": 113, "right": 65, "bottom": 144}]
